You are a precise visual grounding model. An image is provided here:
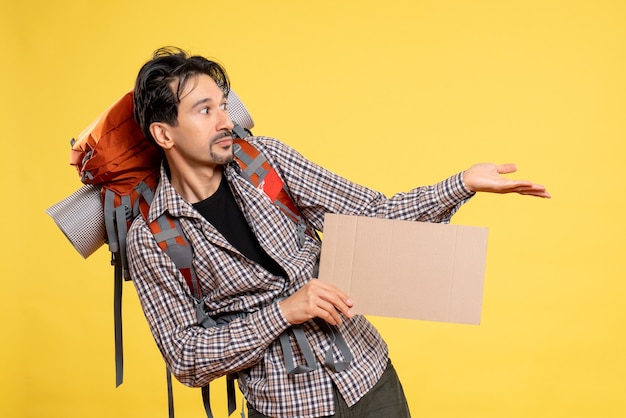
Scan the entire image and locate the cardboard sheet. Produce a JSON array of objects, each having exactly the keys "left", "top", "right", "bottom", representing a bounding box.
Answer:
[{"left": 317, "top": 214, "right": 489, "bottom": 324}]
